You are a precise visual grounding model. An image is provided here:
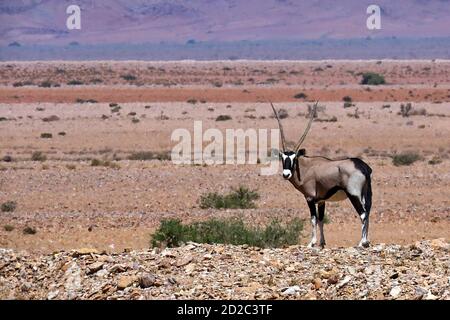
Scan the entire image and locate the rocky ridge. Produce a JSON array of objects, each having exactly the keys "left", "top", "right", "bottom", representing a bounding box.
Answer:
[{"left": 0, "top": 239, "right": 449, "bottom": 300}]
